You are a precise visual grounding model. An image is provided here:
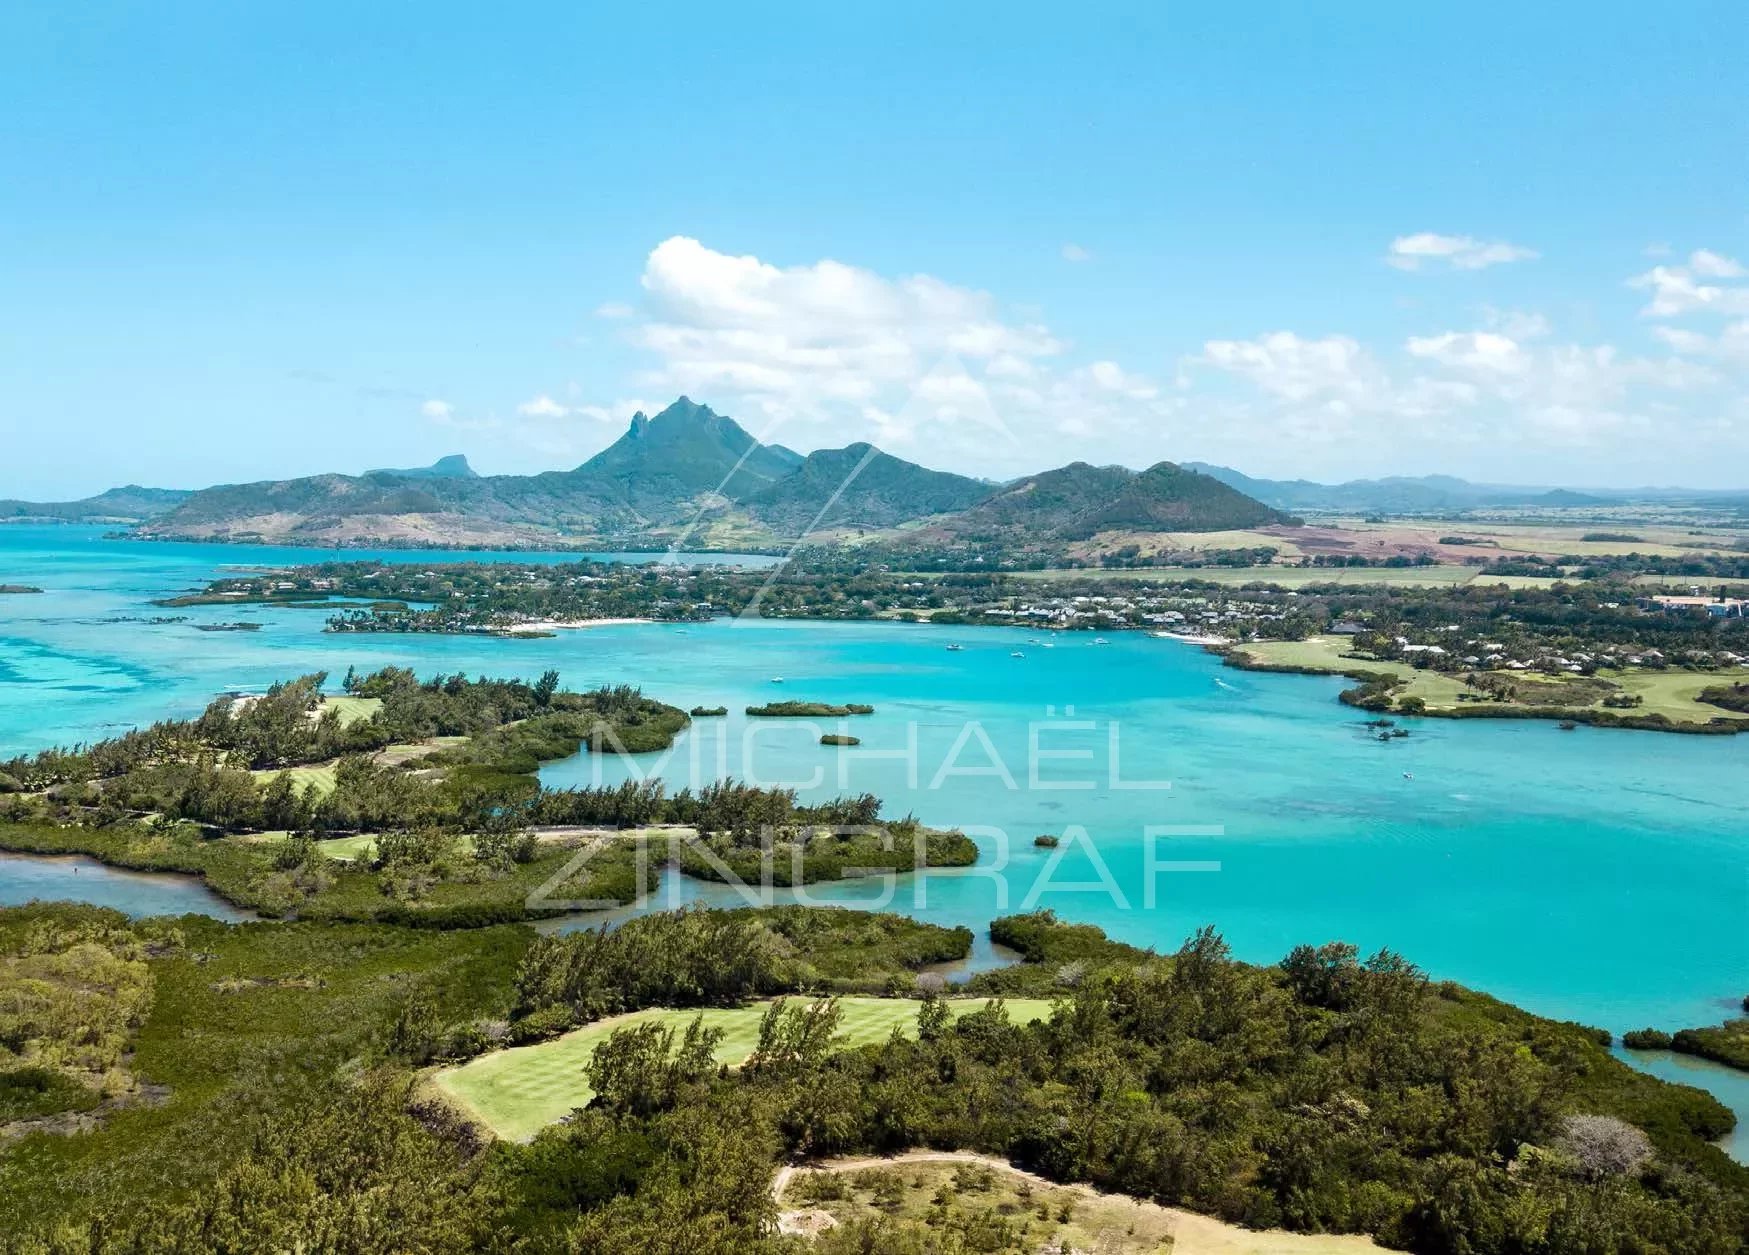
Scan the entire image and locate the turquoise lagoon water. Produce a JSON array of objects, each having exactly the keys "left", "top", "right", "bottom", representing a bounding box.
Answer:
[
  {"left": 0, "top": 852, "right": 249, "bottom": 920},
  {"left": 1617, "top": 1048, "right": 1749, "bottom": 1162},
  {"left": 2, "top": 526, "right": 1745, "bottom": 1039}
]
